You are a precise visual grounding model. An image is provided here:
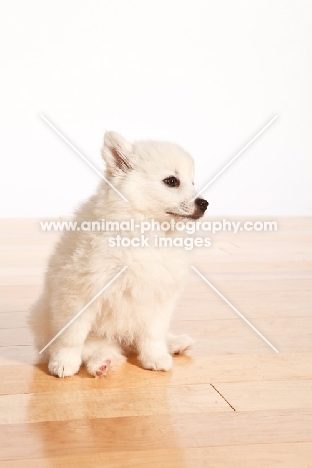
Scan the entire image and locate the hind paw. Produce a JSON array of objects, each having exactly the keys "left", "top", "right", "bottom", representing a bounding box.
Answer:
[
  {"left": 86, "top": 353, "right": 126, "bottom": 378},
  {"left": 95, "top": 359, "right": 111, "bottom": 377},
  {"left": 168, "top": 334, "right": 195, "bottom": 355}
]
